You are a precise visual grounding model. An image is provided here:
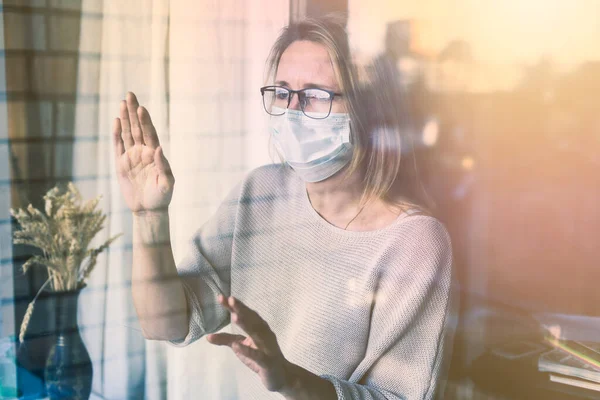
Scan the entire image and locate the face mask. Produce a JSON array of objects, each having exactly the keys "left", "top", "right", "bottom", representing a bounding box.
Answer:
[{"left": 269, "top": 107, "right": 353, "bottom": 183}]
